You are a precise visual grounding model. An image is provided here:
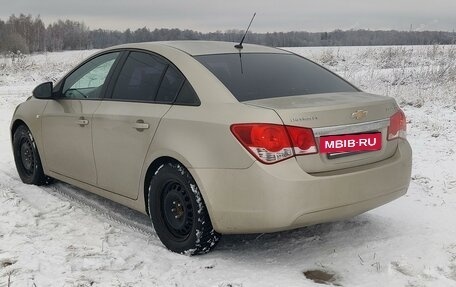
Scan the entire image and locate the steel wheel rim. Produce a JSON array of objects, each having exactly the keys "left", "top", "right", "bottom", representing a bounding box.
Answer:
[
  {"left": 19, "top": 138, "right": 35, "bottom": 175},
  {"left": 161, "top": 180, "right": 194, "bottom": 240}
]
